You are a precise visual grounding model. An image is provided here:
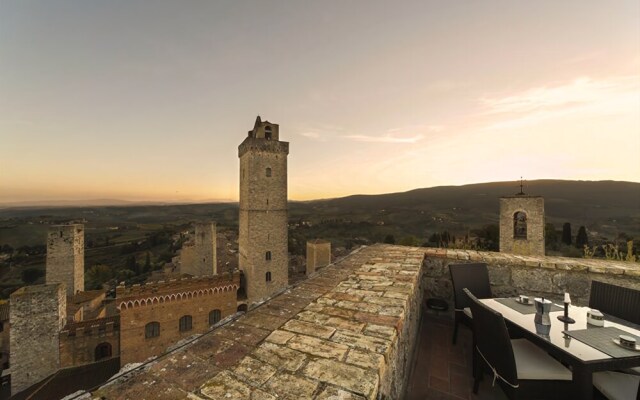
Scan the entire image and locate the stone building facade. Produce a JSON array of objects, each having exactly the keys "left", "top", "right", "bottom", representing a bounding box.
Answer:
[
  {"left": 179, "top": 222, "right": 218, "bottom": 276},
  {"left": 59, "top": 316, "right": 120, "bottom": 368},
  {"left": 10, "top": 283, "right": 67, "bottom": 395},
  {"left": 306, "top": 239, "right": 331, "bottom": 276},
  {"left": 117, "top": 274, "right": 240, "bottom": 365},
  {"left": 499, "top": 195, "right": 545, "bottom": 256},
  {"left": 238, "top": 116, "right": 289, "bottom": 305},
  {"left": 46, "top": 224, "right": 84, "bottom": 296}
]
